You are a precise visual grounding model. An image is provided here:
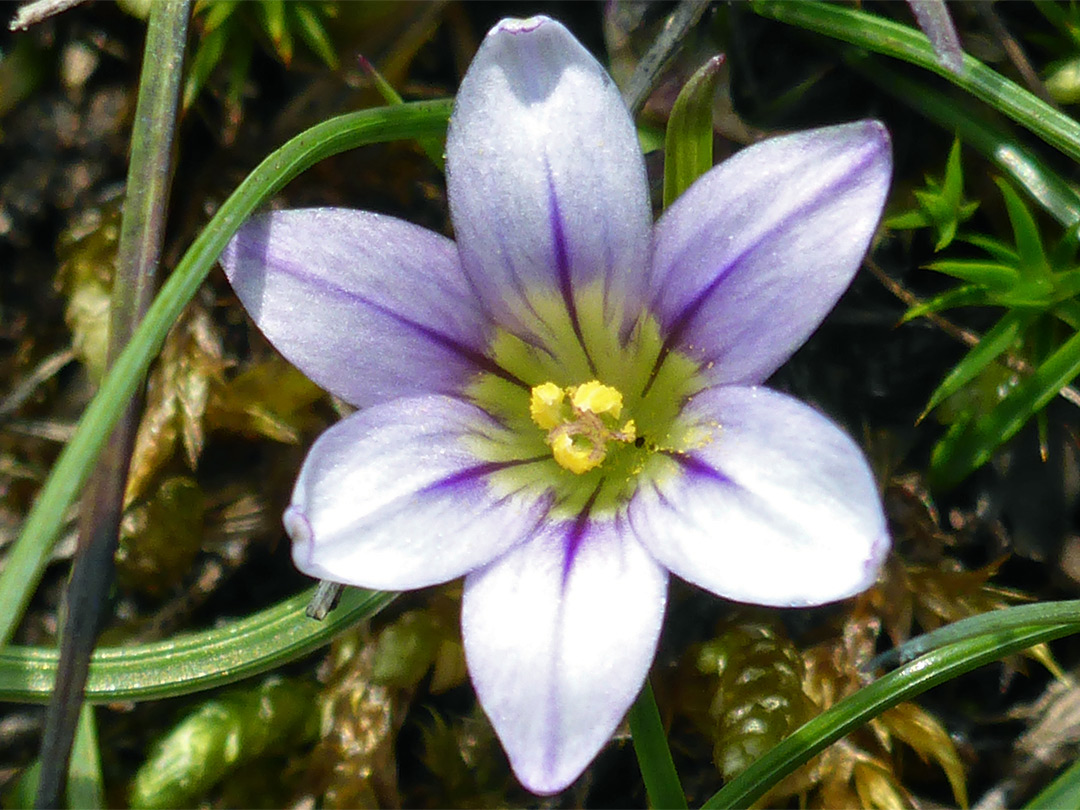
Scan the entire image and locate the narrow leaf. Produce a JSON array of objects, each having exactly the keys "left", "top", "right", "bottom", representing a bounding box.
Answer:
[
  {"left": 358, "top": 55, "right": 445, "bottom": 172},
  {"left": 67, "top": 705, "right": 105, "bottom": 810},
  {"left": 0, "top": 587, "right": 396, "bottom": 703},
  {"left": 663, "top": 55, "right": 724, "bottom": 209},
  {"left": 931, "top": 325, "right": 1080, "bottom": 487},
  {"left": 921, "top": 309, "right": 1034, "bottom": 419},
  {"left": 629, "top": 680, "right": 688, "bottom": 810},
  {"left": 924, "top": 259, "right": 1021, "bottom": 289},
  {"left": 291, "top": 3, "right": 338, "bottom": 70},
  {"left": 995, "top": 178, "right": 1051, "bottom": 279},
  {"left": 901, "top": 284, "right": 990, "bottom": 322}
]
